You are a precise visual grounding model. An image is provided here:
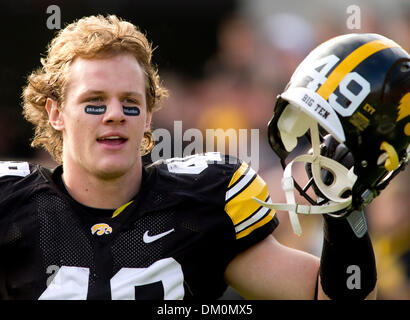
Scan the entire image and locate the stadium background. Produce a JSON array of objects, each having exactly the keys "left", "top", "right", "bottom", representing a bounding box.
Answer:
[{"left": 0, "top": 0, "right": 408, "bottom": 299}]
